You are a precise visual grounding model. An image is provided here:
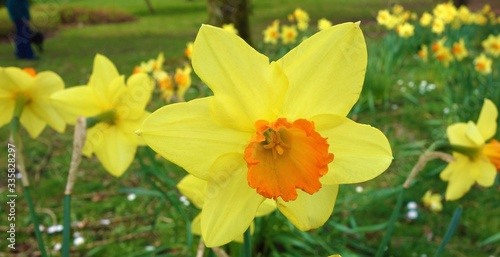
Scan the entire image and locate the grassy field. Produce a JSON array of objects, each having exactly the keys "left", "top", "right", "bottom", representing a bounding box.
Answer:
[{"left": 1, "top": 0, "right": 500, "bottom": 256}]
